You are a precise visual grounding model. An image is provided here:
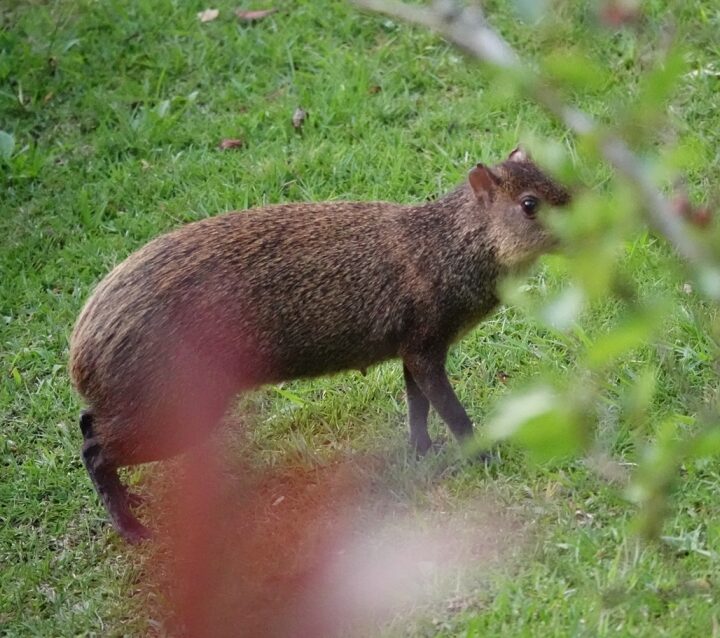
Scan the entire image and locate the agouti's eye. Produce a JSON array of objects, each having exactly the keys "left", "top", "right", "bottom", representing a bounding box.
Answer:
[{"left": 520, "top": 196, "right": 540, "bottom": 218}]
